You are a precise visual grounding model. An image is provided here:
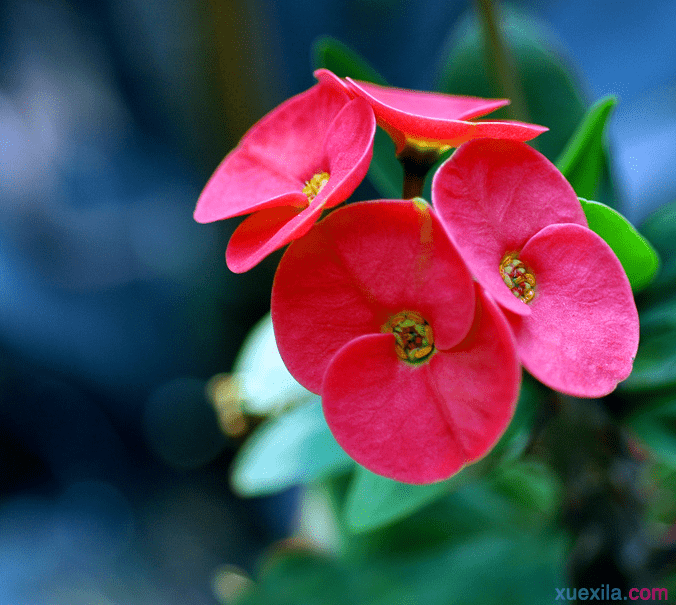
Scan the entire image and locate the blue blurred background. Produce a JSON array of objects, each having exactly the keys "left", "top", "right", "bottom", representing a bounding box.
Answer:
[{"left": 0, "top": 0, "right": 674, "bottom": 602}]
